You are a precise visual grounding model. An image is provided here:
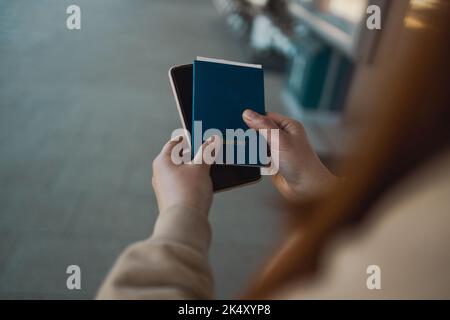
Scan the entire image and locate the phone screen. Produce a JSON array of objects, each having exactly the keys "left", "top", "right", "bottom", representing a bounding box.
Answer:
[{"left": 170, "top": 64, "right": 261, "bottom": 192}]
